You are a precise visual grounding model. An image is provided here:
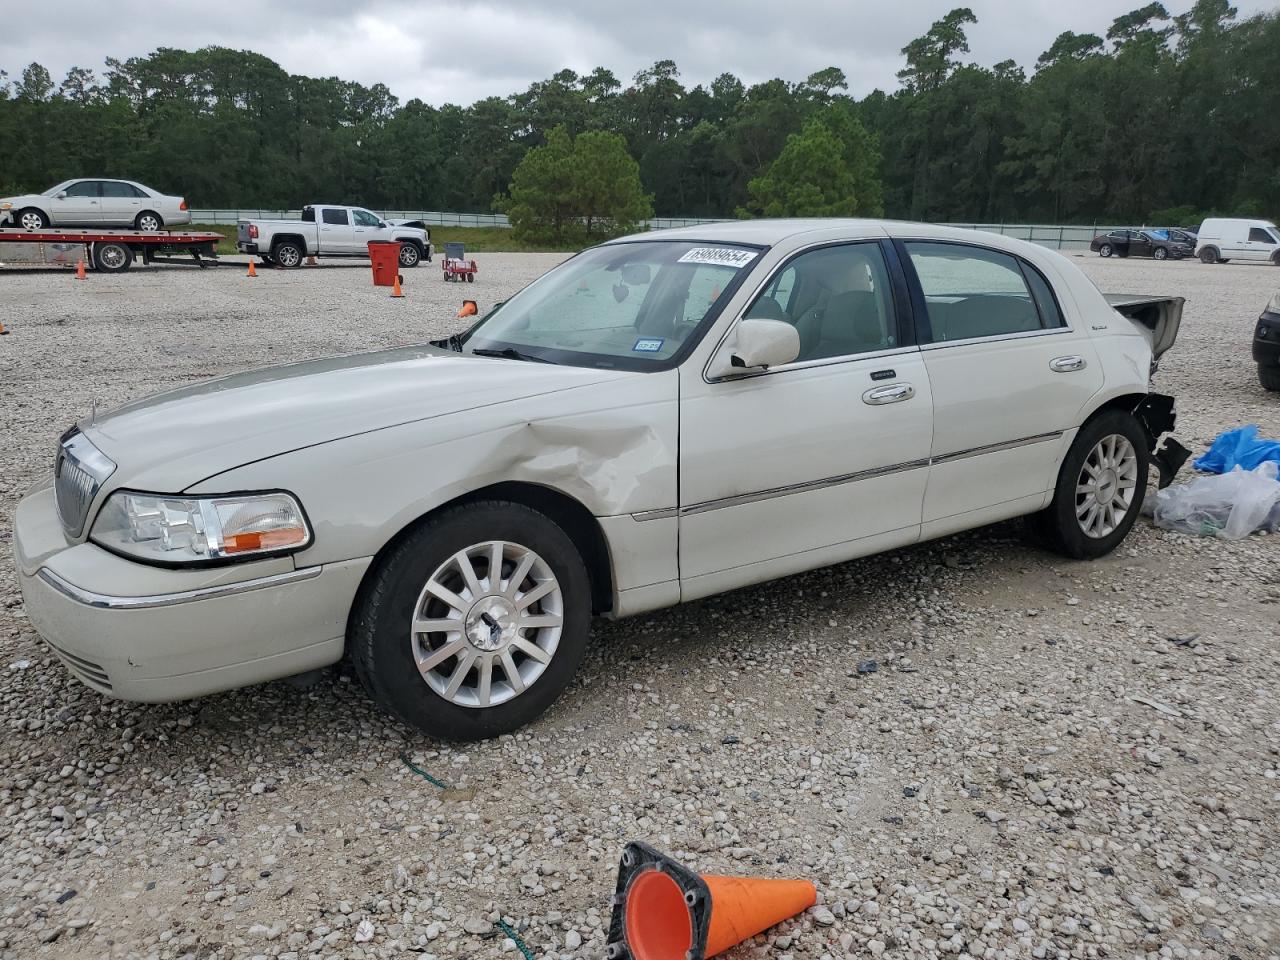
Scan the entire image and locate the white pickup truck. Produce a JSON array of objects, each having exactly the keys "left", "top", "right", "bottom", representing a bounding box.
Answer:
[{"left": 236, "top": 205, "right": 431, "bottom": 269}]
